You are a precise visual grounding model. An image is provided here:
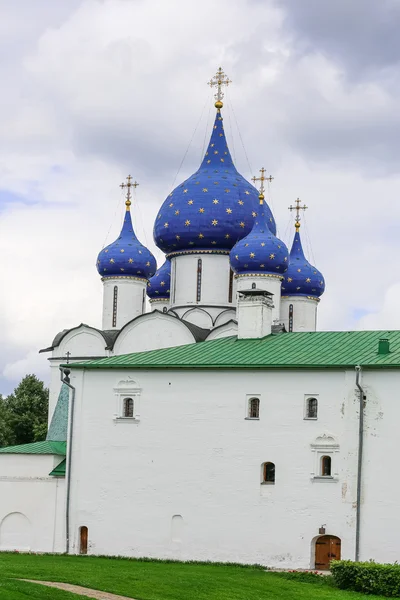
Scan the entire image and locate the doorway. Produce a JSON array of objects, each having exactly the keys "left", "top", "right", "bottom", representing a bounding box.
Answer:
[
  {"left": 79, "top": 526, "right": 88, "bottom": 555},
  {"left": 315, "top": 535, "right": 341, "bottom": 570}
]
